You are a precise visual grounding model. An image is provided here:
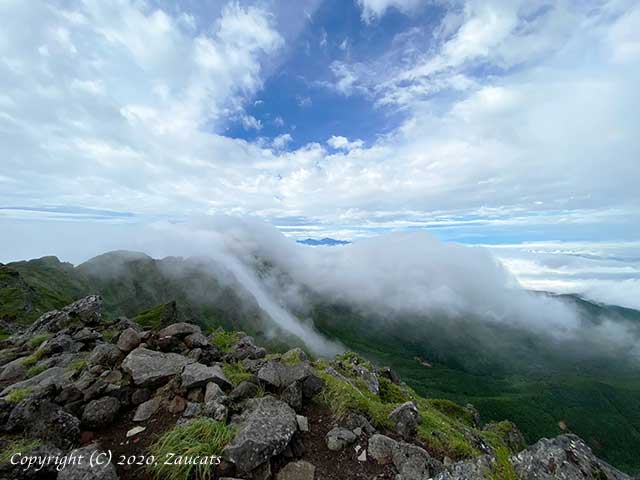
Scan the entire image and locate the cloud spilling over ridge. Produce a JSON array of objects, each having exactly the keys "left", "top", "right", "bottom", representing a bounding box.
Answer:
[{"left": 142, "top": 217, "right": 585, "bottom": 337}]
